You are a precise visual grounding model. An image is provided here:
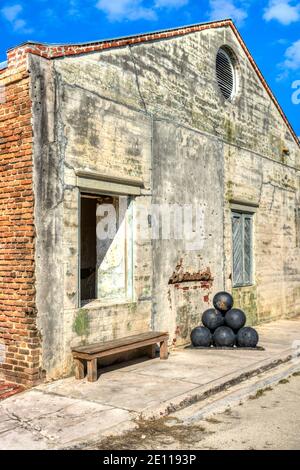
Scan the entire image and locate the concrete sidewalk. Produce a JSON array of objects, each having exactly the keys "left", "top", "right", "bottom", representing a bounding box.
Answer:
[{"left": 1, "top": 318, "right": 300, "bottom": 450}]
